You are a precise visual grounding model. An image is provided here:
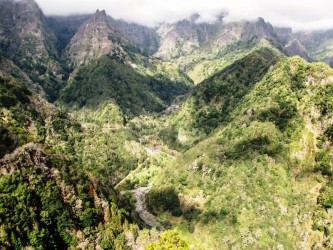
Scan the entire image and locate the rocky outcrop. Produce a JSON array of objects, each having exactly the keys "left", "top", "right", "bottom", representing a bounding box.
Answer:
[
  {"left": 109, "top": 18, "right": 159, "bottom": 56},
  {"left": 0, "top": 0, "right": 58, "bottom": 60},
  {"left": 46, "top": 14, "right": 91, "bottom": 53},
  {"left": 215, "top": 18, "right": 281, "bottom": 48},
  {"left": 65, "top": 9, "right": 125, "bottom": 65},
  {"left": 155, "top": 21, "right": 199, "bottom": 60},
  {"left": 241, "top": 17, "right": 279, "bottom": 44},
  {"left": 284, "top": 38, "right": 311, "bottom": 61},
  {"left": 274, "top": 27, "right": 293, "bottom": 45},
  {"left": 155, "top": 14, "right": 222, "bottom": 60},
  {"left": 155, "top": 16, "right": 287, "bottom": 60}
]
